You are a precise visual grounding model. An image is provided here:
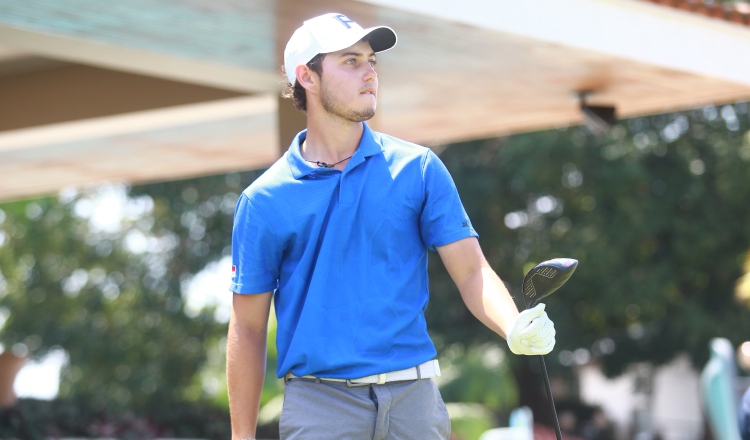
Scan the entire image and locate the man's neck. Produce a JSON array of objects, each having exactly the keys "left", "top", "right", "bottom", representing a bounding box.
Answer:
[{"left": 301, "top": 114, "right": 364, "bottom": 168}]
